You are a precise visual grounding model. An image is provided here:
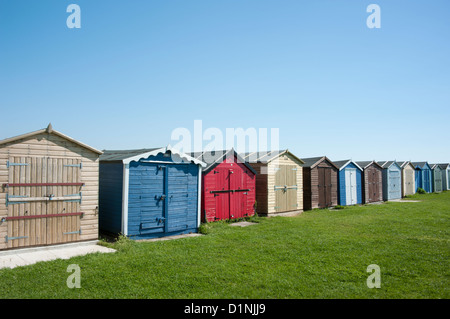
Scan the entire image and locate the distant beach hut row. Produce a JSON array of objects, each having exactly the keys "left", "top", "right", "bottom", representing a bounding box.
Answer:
[{"left": 0, "top": 125, "right": 448, "bottom": 249}]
